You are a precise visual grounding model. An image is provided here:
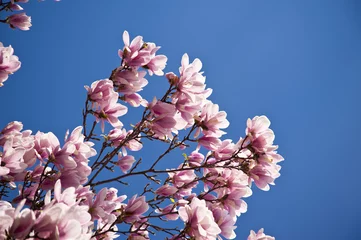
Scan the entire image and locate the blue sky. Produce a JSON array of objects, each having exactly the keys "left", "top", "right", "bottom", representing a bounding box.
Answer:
[{"left": 1, "top": 0, "right": 361, "bottom": 239}]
